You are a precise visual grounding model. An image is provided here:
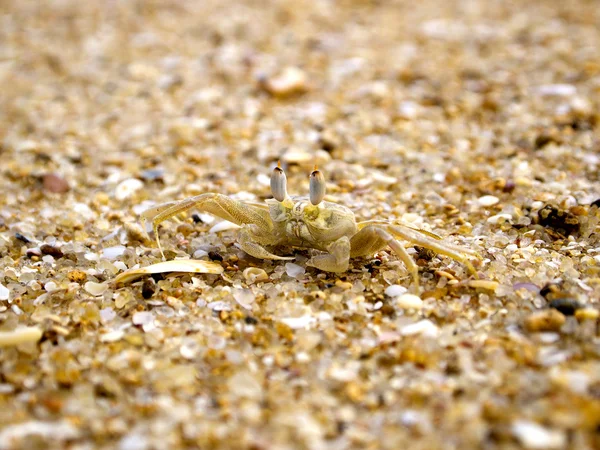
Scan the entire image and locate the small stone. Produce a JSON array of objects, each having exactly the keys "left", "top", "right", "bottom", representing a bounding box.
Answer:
[
  {"left": 209, "top": 220, "right": 240, "bottom": 233},
  {"left": 100, "top": 308, "right": 117, "bottom": 322},
  {"left": 548, "top": 298, "right": 582, "bottom": 316},
  {"left": 67, "top": 270, "right": 87, "bottom": 283},
  {"left": 512, "top": 420, "right": 566, "bottom": 449},
  {"left": 40, "top": 244, "right": 63, "bottom": 258},
  {"left": 524, "top": 309, "right": 566, "bottom": 332},
  {"left": 243, "top": 267, "right": 269, "bottom": 284},
  {"left": 233, "top": 288, "right": 255, "bottom": 310},
  {"left": 207, "top": 301, "right": 232, "bottom": 311},
  {"left": 400, "top": 320, "right": 439, "bottom": 337},
  {"left": 0, "top": 326, "right": 43, "bottom": 347},
  {"left": 477, "top": 195, "right": 499, "bottom": 207},
  {"left": 396, "top": 294, "right": 423, "bottom": 309},
  {"left": 335, "top": 280, "right": 353, "bottom": 290},
  {"left": 115, "top": 178, "right": 144, "bottom": 201},
  {"left": 101, "top": 246, "right": 127, "bottom": 260},
  {"left": 535, "top": 84, "right": 576, "bottom": 97},
  {"left": 44, "top": 281, "right": 58, "bottom": 292},
  {"left": 141, "top": 278, "right": 156, "bottom": 299},
  {"left": 84, "top": 281, "right": 108, "bottom": 296},
  {"left": 132, "top": 311, "right": 154, "bottom": 326},
  {"left": 282, "top": 147, "right": 331, "bottom": 167},
  {"left": 487, "top": 213, "right": 513, "bottom": 224},
  {"left": 42, "top": 173, "right": 70, "bottom": 193},
  {"left": 285, "top": 263, "right": 305, "bottom": 278},
  {"left": 259, "top": 66, "right": 308, "bottom": 98},
  {"left": 280, "top": 316, "right": 317, "bottom": 330},
  {"left": 227, "top": 370, "right": 263, "bottom": 400},
  {"left": 575, "top": 308, "right": 599, "bottom": 321},
  {"left": 385, "top": 285, "right": 408, "bottom": 297},
  {"left": 100, "top": 330, "right": 124, "bottom": 343},
  {"left": 467, "top": 280, "right": 499, "bottom": 291},
  {"left": 0, "top": 283, "right": 9, "bottom": 301}
]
